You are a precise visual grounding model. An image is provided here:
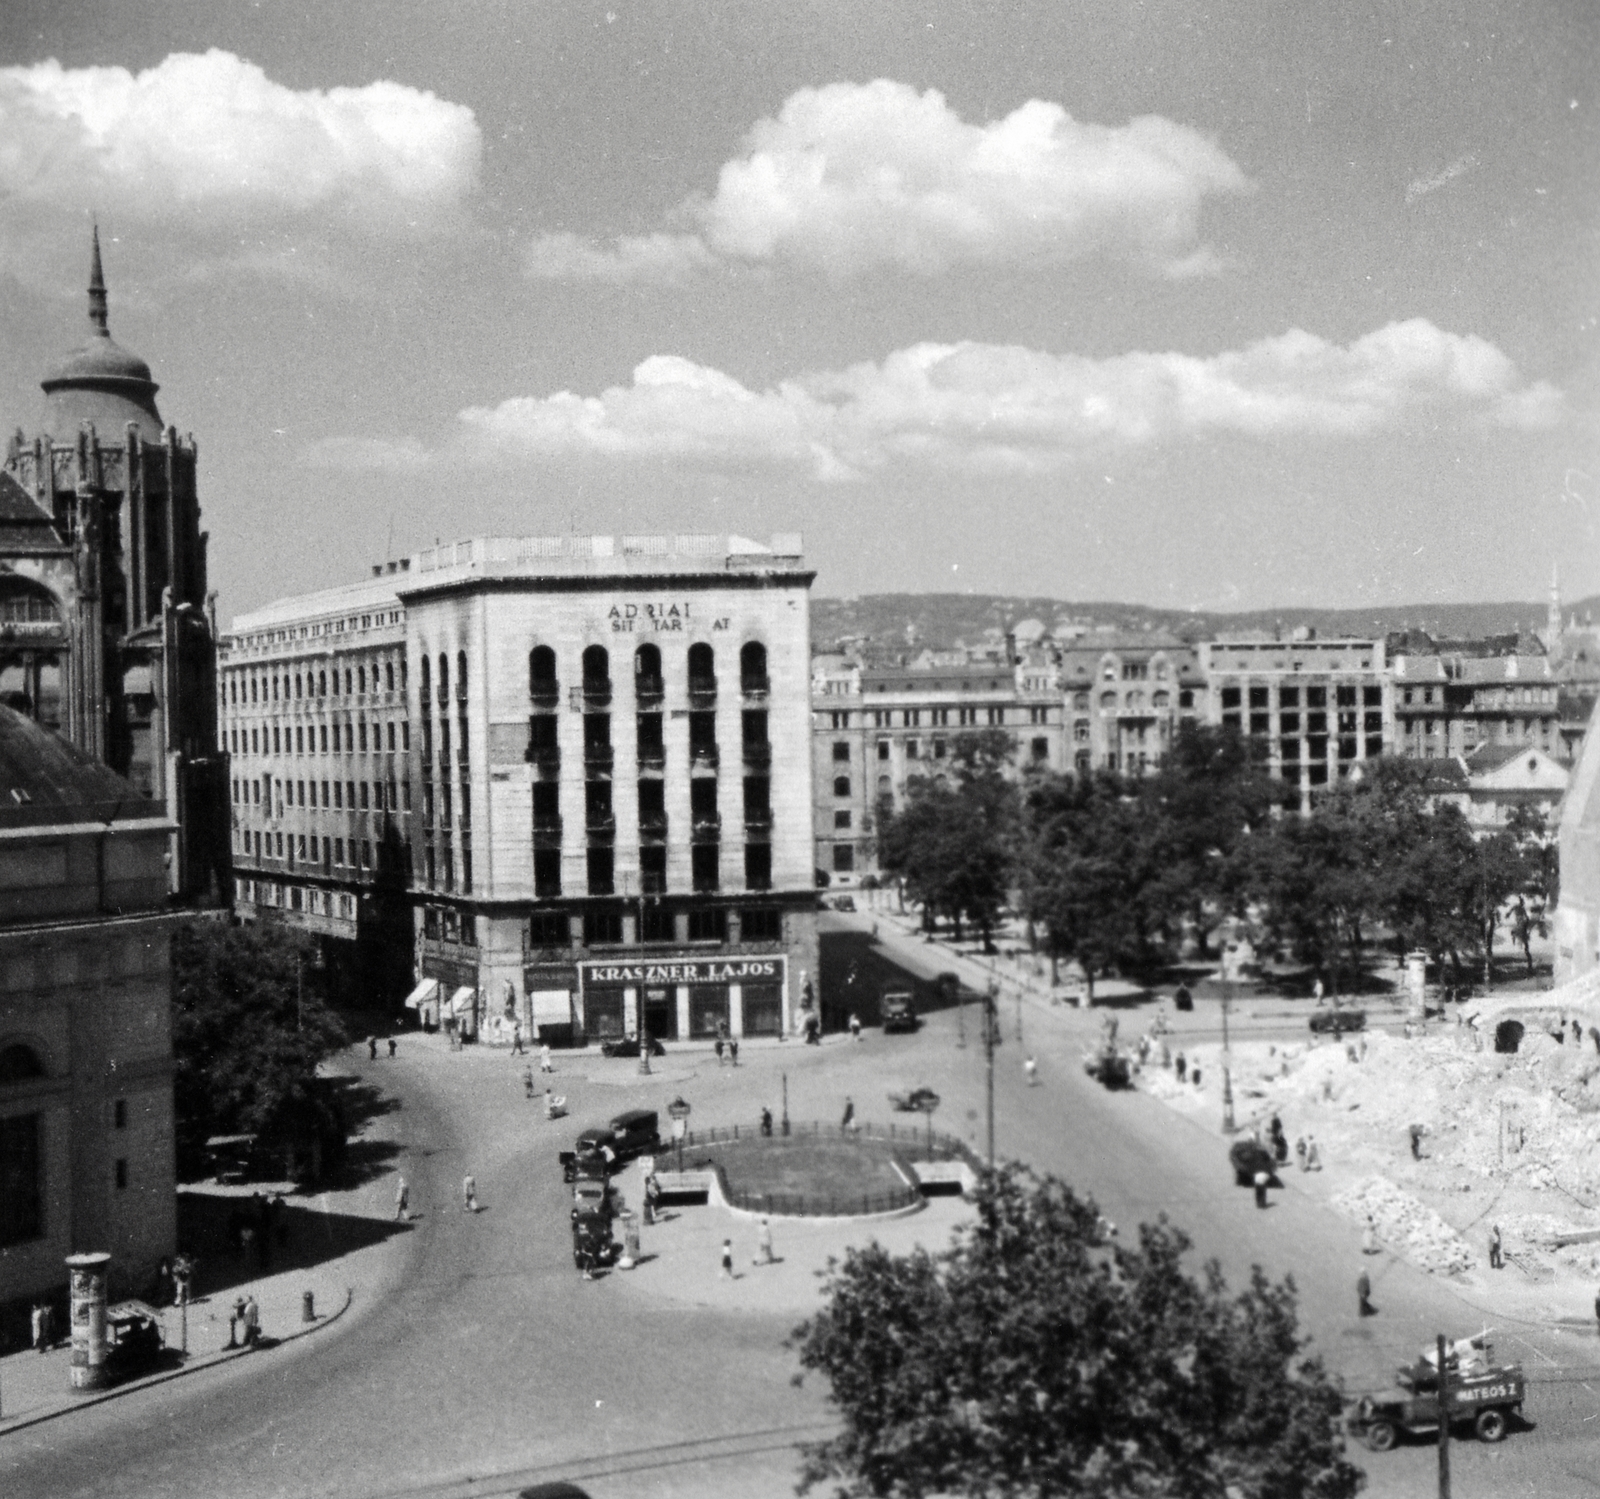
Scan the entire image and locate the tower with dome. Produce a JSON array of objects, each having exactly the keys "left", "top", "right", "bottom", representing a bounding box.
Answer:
[{"left": 0, "top": 230, "right": 229, "bottom": 904}]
